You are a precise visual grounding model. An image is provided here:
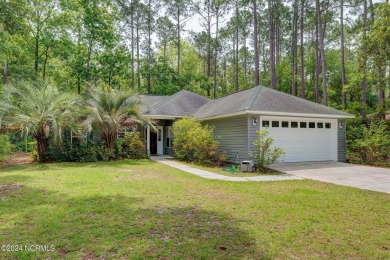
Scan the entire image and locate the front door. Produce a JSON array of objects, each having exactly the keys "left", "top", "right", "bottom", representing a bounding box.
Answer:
[
  {"left": 150, "top": 132, "right": 157, "bottom": 155},
  {"left": 156, "top": 126, "right": 163, "bottom": 155}
]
